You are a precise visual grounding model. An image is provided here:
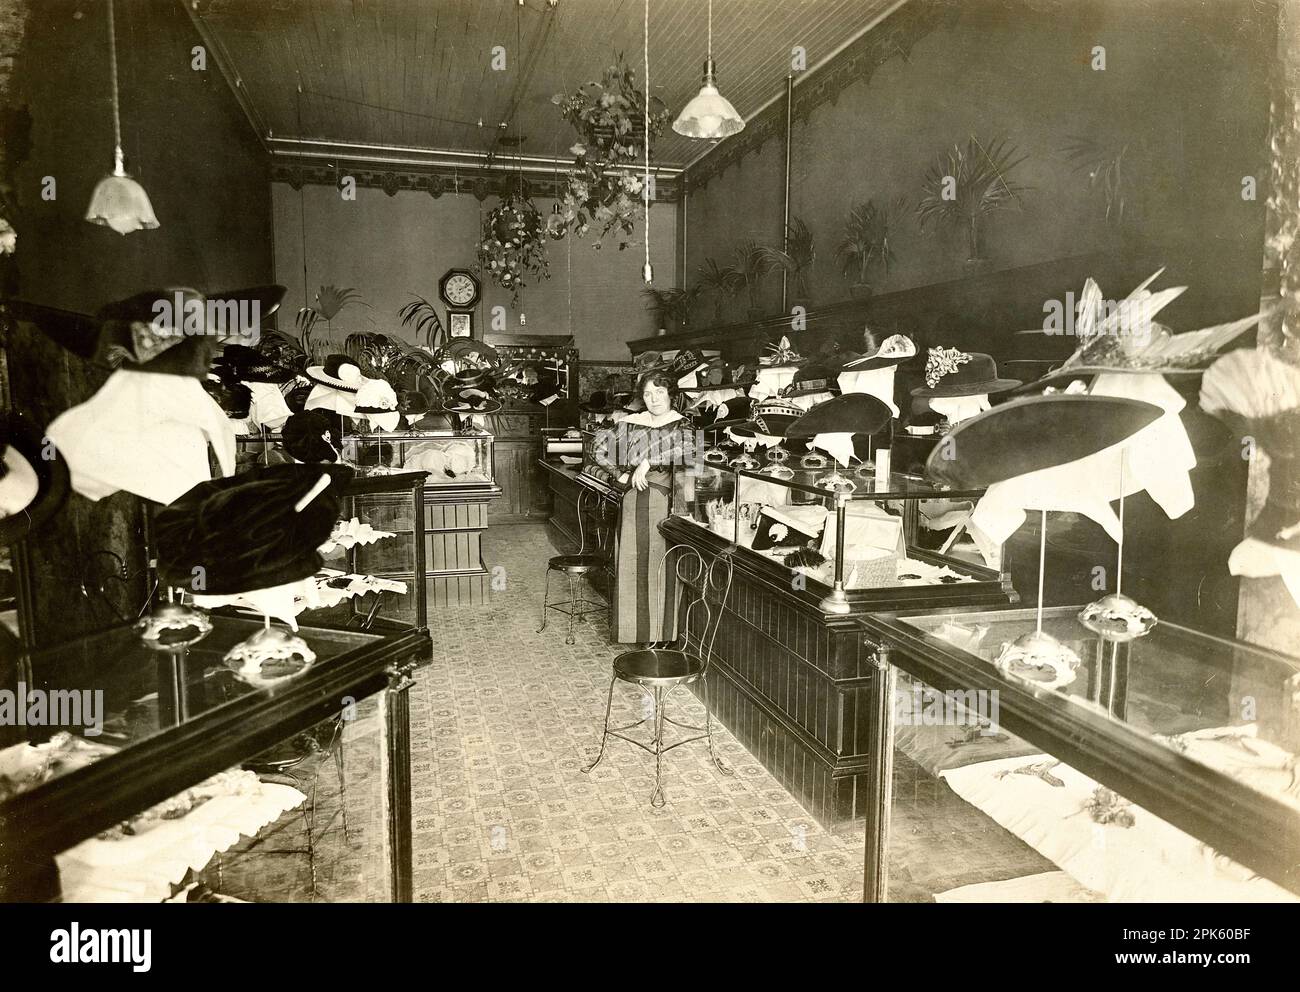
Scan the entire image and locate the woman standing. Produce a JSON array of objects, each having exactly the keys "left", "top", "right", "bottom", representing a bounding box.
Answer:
[{"left": 593, "top": 370, "right": 694, "bottom": 644}]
